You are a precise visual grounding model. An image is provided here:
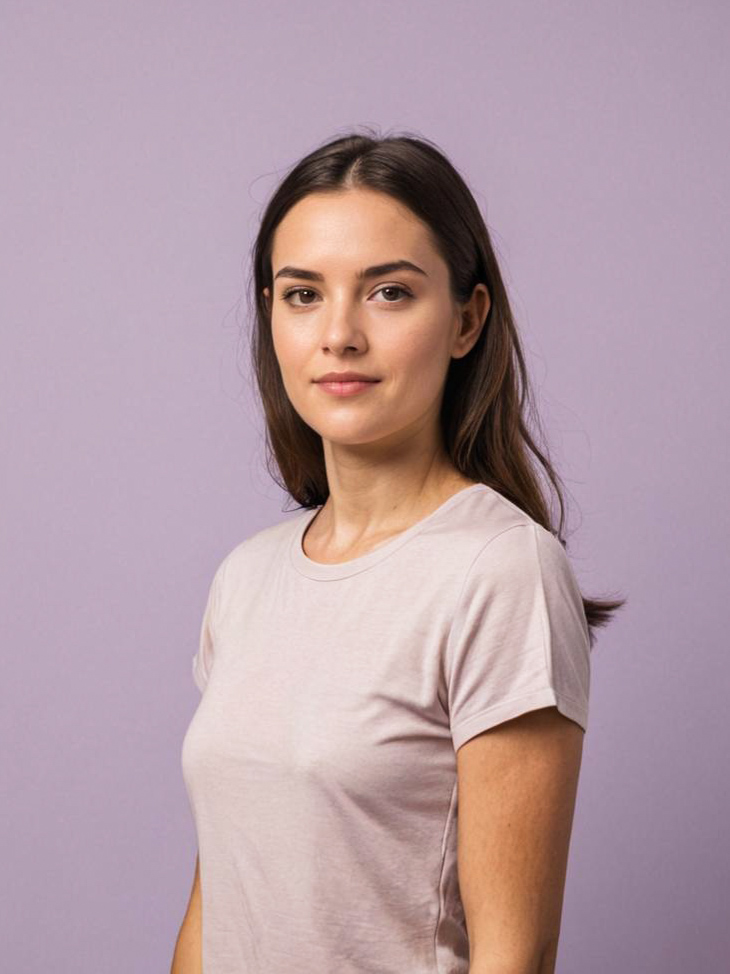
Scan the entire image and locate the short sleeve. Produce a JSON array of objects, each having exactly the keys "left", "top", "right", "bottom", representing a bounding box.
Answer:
[
  {"left": 446, "top": 522, "right": 591, "bottom": 752},
  {"left": 191, "top": 558, "right": 227, "bottom": 694}
]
